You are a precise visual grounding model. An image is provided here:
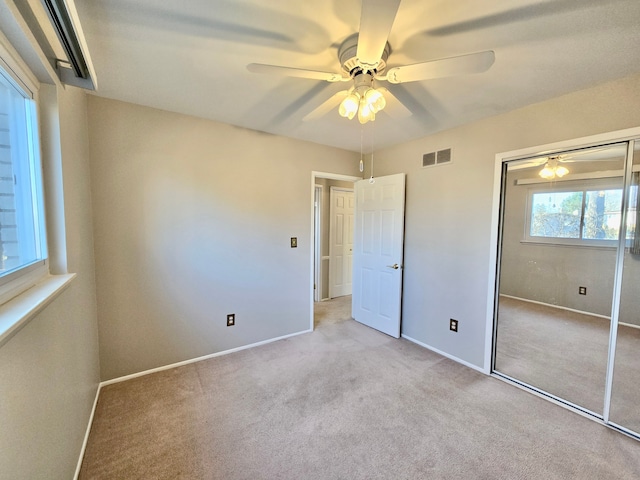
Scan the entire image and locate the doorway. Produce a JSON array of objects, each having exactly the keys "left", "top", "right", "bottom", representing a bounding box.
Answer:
[
  {"left": 310, "top": 172, "right": 360, "bottom": 330},
  {"left": 491, "top": 128, "right": 640, "bottom": 439}
]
